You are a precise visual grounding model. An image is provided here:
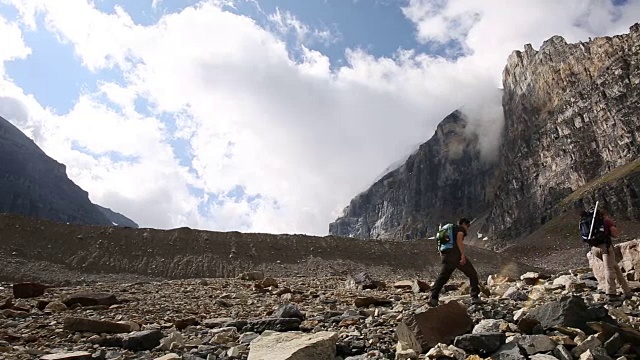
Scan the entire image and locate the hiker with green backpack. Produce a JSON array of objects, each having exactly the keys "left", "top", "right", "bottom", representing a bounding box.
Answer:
[{"left": 428, "top": 217, "right": 484, "bottom": 306}]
